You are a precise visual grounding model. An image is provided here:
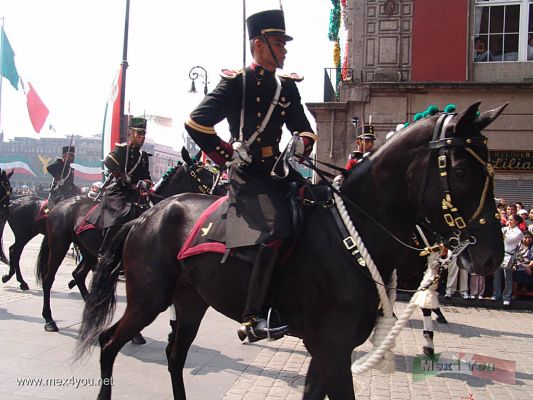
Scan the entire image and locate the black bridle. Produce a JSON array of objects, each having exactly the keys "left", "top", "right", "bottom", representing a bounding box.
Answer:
[
  {"left": 0, "top": 179, "right": 12, "bottom": 209},
  {"left": 187, "top": 163, "right": 220, "bottom": 195},
  {"left": 421, "top": 112, "right": 499, "bottom": 256}
]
